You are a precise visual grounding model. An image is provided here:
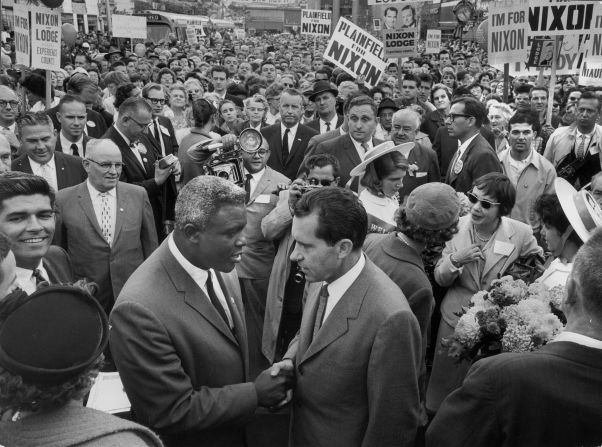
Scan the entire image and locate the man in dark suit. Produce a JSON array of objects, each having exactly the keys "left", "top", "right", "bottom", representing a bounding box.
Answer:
[
  {"left": 54, "top": 139, "right": 158, "bottom": 313},
  {"left": 272, "top": 187, "right": 421, "bottom": 447},
  {"left": 46, "top": 76, "right": 107, "bottom": 138},
  {"left": 54, "top": 94, "right": 93, "bottom": 157},
  {"left": 427, "top": 229, "right": 602, "bottom": 447},
  {"left": 142, "top": 83, "right": 179, "bottom": 157},
  {"left": 444, "top": 97, "right": 502, "bottom": 193},
  {"left": 312, "top": 95, "right": 383, "bottom": 189},
  {"left": 0, "top": 172, "right": 74, "bottom": 295},
  {"left": 390, "top": 109, "right": 440, "bottom": 201},
  {"left": 305, "top": 80, "right": 344, "bottom": 134},
  {"left": 12, "top": 112, "right": 87, "bottom": 191},
  {"left": 110, "top": 176, "right": 293, "bottom": 447},
  {"left": 103, "top": 97, "right": 179, "bottom": 241},
  {"left": 261, "top": 89, "right": 318, "bottom": 180}
]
